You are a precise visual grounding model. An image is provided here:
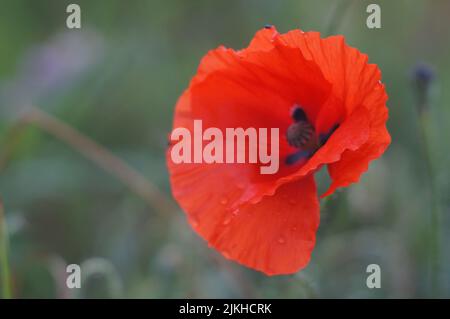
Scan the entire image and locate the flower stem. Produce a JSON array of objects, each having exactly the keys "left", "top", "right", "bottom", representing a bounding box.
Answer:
[
  {"left": 0, "top": 106, "right": 177, "bottom": 215},
  {"left": 0, "top": 196, "right": 12, "bottom": 299},
  {"left": 418, "top": 111, "right": 441, "bottom": 297}
]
